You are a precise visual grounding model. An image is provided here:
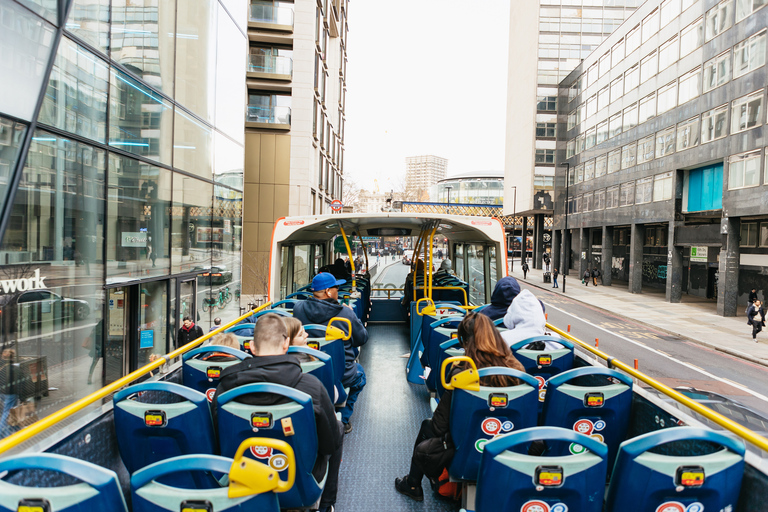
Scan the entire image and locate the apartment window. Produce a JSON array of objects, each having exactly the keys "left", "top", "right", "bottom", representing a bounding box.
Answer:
[
  {"left": 741, "top": 222, "right": 758, "bottom": 247},
  {"left": 639, "top": 93, "right": 656, "bottom": 123},
  {"left": 587, "top": 63, "right": 598, "bottom": 87},
  {"left": 637, "top": 135, "right": 655, "bottom": 164},
  {"left": 703, "top": 50, "right": 732, "bottom": 92},
  {"left": 761, "top": 220, "right": 768, "bottom": 247},
  {"left": 536, "top": 122, "right": 556, "bottom": 138},
  {"left": 608, "top": 149, "right": 621, "bottom": 173},
  {"left": 765, "top": 148, "right": 768, "bottom": 184},
  {"left": 625, "top": 65, "right": 640, "bottom": 94},
  {"left": 311, "top": 190, "right": 317, "bottom": 214},
  {"left": 586, "top": 95, "right": 597, "bottom": 118},
  {"left": 701, "top": 104, "right": 729, "bottom": 142},
  {"left": 585, "top": 159, "right": 595, "bottom": 181},
  {"left": 583, "top": 192, "right": 593, "bottom": 212},
  {"left": 636, "top": 177, "right": 654, "bottom": 204},
  {"left": 658, "top": 81, "right": 677, "bottom": 114},
  {"left": 609, "top": 112, "right": 622, "bottom": 138},
  {"left": 642, "top": 9, "right": 660, "bottom": 43},
  {"left": 585, "top": 127, "right": 596, "bottom": 150},
  {"left": 652, "top": 172, "right": 673, "bottom": 201},
  {"left": 729, "top": 151, "right": 761, "bottom": 189},
  {"left": 576, "top": 164, "right": 584, "bottom": 183},
  {"left": 596, "top": 155, "right": 608, "bottom": 178},
  {"left": 567, "top": 140, "right": 576, "bottom": 158},
  {"left": 623, "top": 103, "right": 638, "bottom": 132},
  {"left": 706, "top": 0, "right": 734, "bottom": 41},
  {"left": 676, "top": 116, "right": 700, "bottom": 152},
  {"left": 537, "top": 96, "right": 557, "bottom": 111},
  {"left": 535, "top": 149, "right": 556, "bottom": 164},
  {"left": 598, "top": 86, "right": 609, "bottom": 111},
  {"left": 627, "top": 25, "right": 641, "bottom": 52},
  {"left": 575, "top": 195, "right": 582, "bottom": 213},
  {"left": 621, "top": 143, "right": 637, "bottom": 170},
  {"left": 606, "top": 185, "right": 619, "bottom": 208},
  {"left": 734, "top": 30, "right": 766, "bottom": 78},
  {"left": 656, "top": 127, "right": 676, "bottom": 158},
  {"left": 596, "top": 120, "right": 608, "bottom": 145},
  {"left": 659, "top": 37, "right": 679, "bottom": 72},
  {"left": 568, "top": 111, "right": 577, "bottom": 130},
  {"left": 578, "top": 104, "right": 586, "bottom": 126},
  {"left": 641, "top": 51, "right": 658, "bottom": 83},
  {"left": 611, "top": 76, "right": 623, "bottom": 103},
  {"left": 661, "top": 0, "right": 681, "bottom": 26},
  {"left": 577, "top": 134, "right": 585, "bottom": 154},
  {"left": 620, "top": 182, "right": 635, "bottom": 206},
  {"left": 612, "top": 39, "right": 625, "bottom": 68},
  {"left": 599, "top": 51, "right": 611, "bottom": 77},
  {"left": 678, "top": 67, "right": 701, "bottom": 105},
  {"left": 731, "top": 89, "right": 764, "bottom": 133},
  {"left": 737, "top": 0, "right": 768, "bottom": 22},
  {"left": 594, "top": 189, "right": 606, "bottom": 210},
  {"left": 680, "top": 18, "right": 704, "bottom": 58}
]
